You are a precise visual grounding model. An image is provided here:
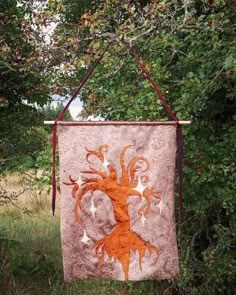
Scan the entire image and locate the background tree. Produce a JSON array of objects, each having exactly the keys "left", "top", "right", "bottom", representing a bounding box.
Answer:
[{"left": 0, "top": 0, "right": 52, "bottom": 172}]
